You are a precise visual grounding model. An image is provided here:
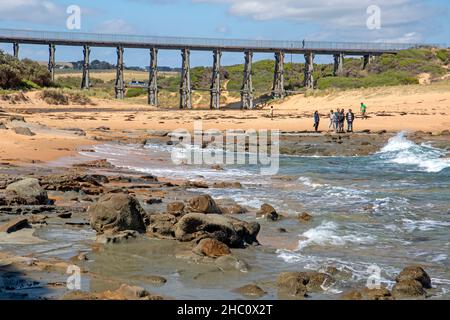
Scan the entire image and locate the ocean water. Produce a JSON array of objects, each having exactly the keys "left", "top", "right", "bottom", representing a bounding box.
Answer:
[{"left": 77, "top": 132, "right": 450, "bottom": 298}]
